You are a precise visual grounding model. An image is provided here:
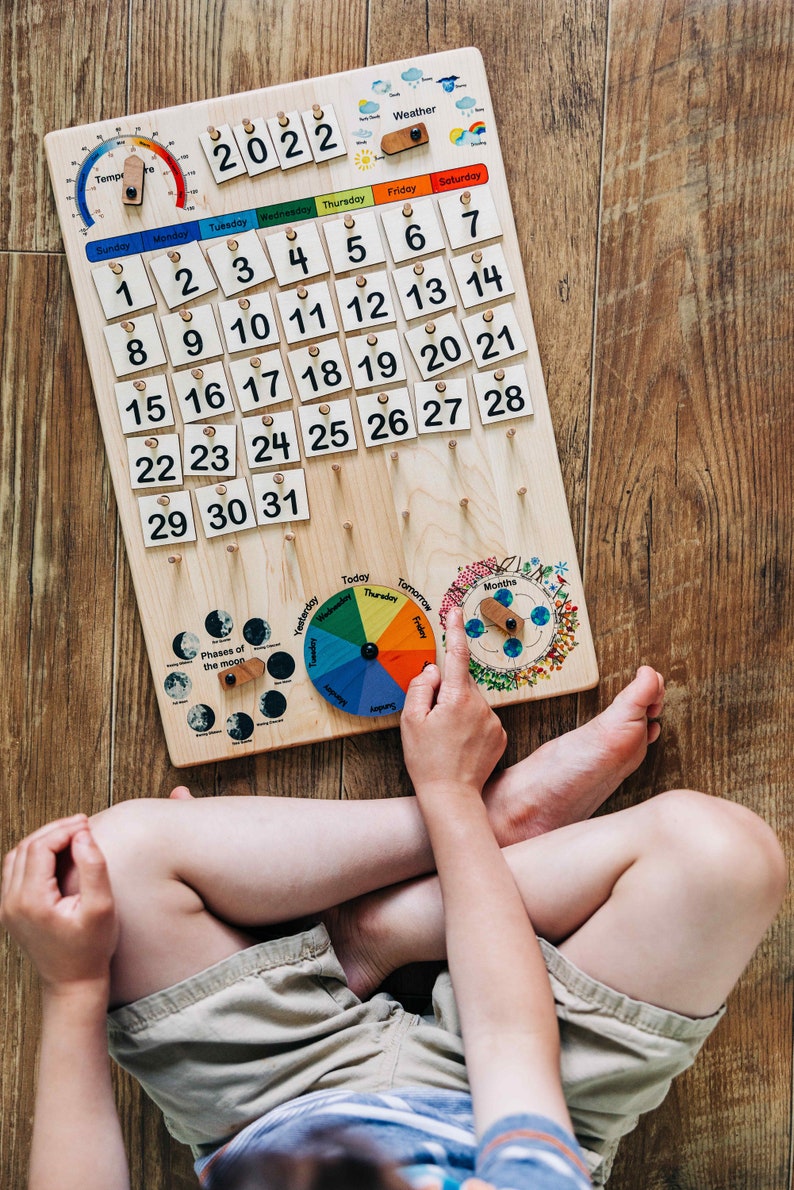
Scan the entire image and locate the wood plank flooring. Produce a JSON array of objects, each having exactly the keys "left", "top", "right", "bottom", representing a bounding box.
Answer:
[{"left": 1, "top": 2, "right": 791, "bottom": 1186}]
